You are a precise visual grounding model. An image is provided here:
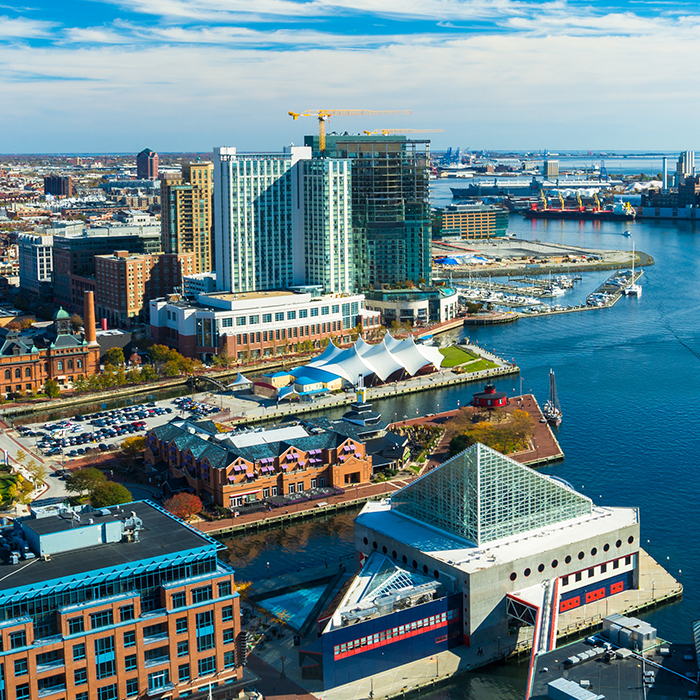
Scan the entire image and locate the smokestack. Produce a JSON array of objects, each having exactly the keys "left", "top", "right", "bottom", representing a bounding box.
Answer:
[
  {"left": 101, "top": 318, "right": 107, "bottom": 331},
  {"left": 663, "top": 157, "right": 668, "bottom": 191},
  {"left": 84, "top": 291, "right": 98, "bottom": 346}
]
